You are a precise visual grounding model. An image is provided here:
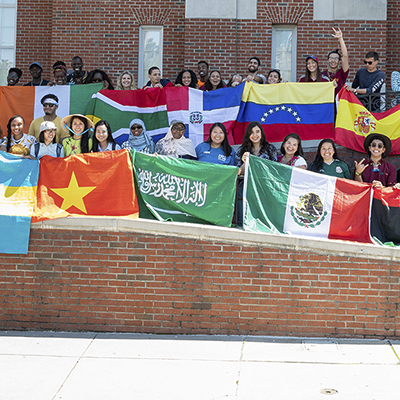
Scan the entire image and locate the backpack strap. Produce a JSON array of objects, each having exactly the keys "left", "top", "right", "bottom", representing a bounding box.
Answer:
[
  {"left": 56, "top": 143, "right": 63, "bottom": 157},
  {"left": 34, "top": 142, "right": 40, "bottom": 158}
]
